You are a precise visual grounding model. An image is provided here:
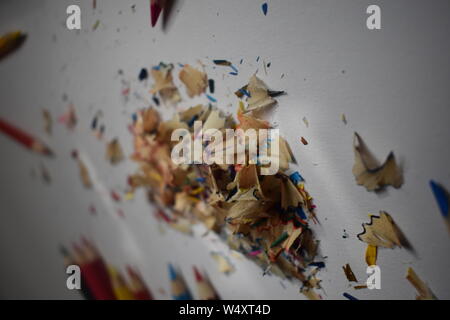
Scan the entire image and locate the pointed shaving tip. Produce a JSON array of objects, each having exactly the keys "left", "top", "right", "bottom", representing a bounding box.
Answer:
[
  {"left": 151, "top": 2, "right": 163, "bottom": 27},
  {"left": 168, "top": 263, "right": 177, "bottom": 280},
  {"left": 193, "top": 266, "right": 203, "bottom": 282}
]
